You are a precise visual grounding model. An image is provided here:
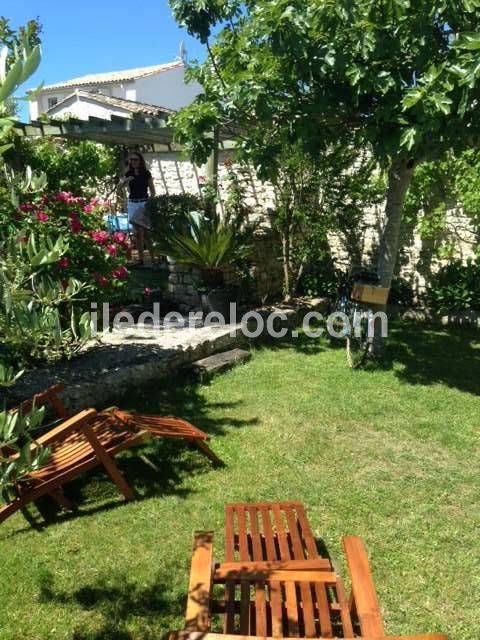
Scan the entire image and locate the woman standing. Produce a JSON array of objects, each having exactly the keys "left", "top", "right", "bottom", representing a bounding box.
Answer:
[{"left": 118, "top": 151, "right": 156, "bottom": 266}]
